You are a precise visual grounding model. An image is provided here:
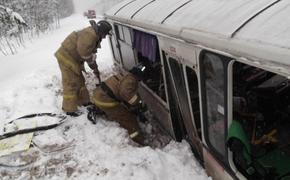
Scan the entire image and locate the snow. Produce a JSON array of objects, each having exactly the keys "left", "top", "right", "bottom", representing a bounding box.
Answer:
[
  {"left": 1, "top": 115, "right": 65, "bottom": 135},
  {"left": 11, "top": 12, "right": 26, "bottom": 24},
  {"left": 0, "top": 14, "right": 210, "bottom": 180},
  {"left": 72, "top": 0, "right": 99, "bottom": 13},
  {"left": 0, "top": 5, "right": 25, "bottom": 24}
]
